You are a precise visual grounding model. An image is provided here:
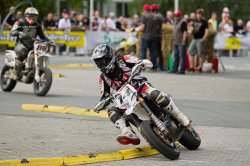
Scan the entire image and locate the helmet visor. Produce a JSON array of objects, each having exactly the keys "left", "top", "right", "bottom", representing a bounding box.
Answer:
[
  {"left": 94, "top": 57, "right": 112, "bottom": 71},
  {"left": 26, "top": 14, "right": 38, "bottom": 23}
]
